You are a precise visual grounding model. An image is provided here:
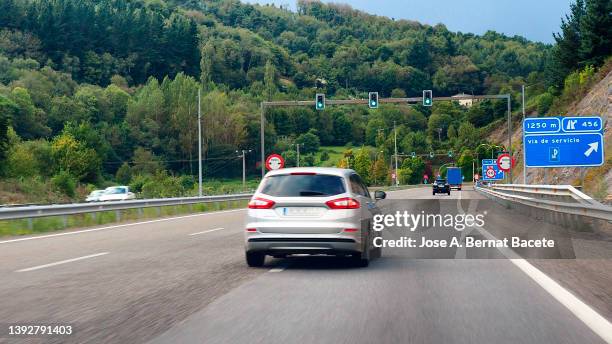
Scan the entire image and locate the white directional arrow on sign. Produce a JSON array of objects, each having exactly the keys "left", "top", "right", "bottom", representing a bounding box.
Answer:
[{"left": 584, "top": 142, "right": 599, "bottom": 157}]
